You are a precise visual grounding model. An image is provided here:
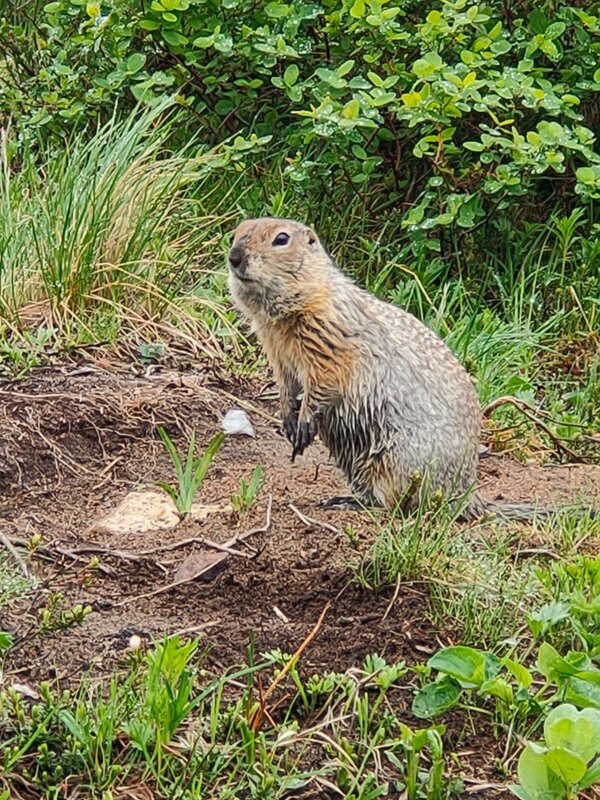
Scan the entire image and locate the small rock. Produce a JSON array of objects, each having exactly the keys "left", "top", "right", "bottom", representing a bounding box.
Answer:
[
  {"left": 222, "top": 408, "right": 255, "bottom": 437},
  {"left": 91, "top": 492, "right": 232, "bottom": 538},
  {"left": 174, "top": 551, "right": 228, "bottom": 583},
  {"left": 93, "top": 490, "right": 180, "bottom": 535},
  {"left": 10, "top": 683, "right": 40, "bottom": 700}
]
